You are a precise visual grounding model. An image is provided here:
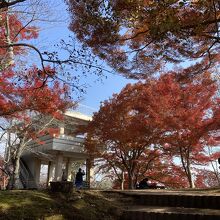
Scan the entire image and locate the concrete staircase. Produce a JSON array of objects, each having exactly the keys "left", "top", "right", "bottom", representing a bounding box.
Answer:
[
  {"left": 19, "top": 158, "right": 37, "bottom": 189},
  {"left": 107, "top": 189, "right": 220, "bottom": 220}
]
